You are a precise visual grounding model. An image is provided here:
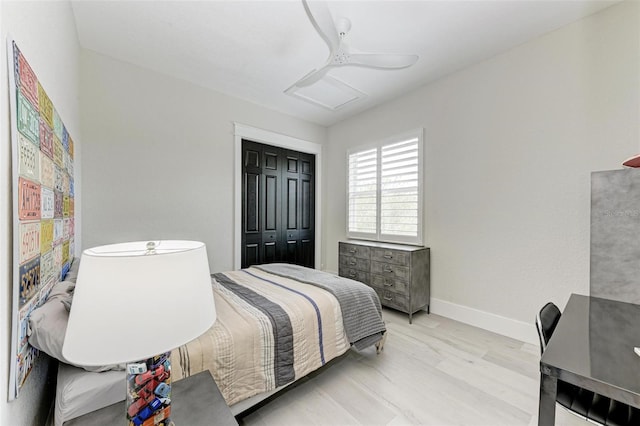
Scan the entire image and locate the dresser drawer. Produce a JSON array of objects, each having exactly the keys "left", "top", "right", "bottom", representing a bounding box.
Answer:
[
  {"left": 371, "top": 274, "right": 407, "bottom": 294},
  {"left": 338, "top": 255, "right": 370, "bottom": 271},
  {"left": 376, "top": 289, "right": 409, "bottom": 312},
  {"left": 371, "top": 261, "right": 410, "bottom": 282},
  {"left": 339, "top": 242, "right": 370, "bottom": 259},
  {"left": 338, "top": 267, "right": 370, "bottom": 284},
  {"left": 370, "top": 248, "right": 410, "bottom": 266}
]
